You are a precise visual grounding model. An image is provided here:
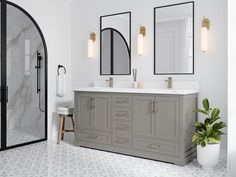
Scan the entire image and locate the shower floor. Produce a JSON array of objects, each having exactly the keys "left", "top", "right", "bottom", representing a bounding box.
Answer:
[{"left": 7, "top": 125, "right": 45, "bottom": 147}]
